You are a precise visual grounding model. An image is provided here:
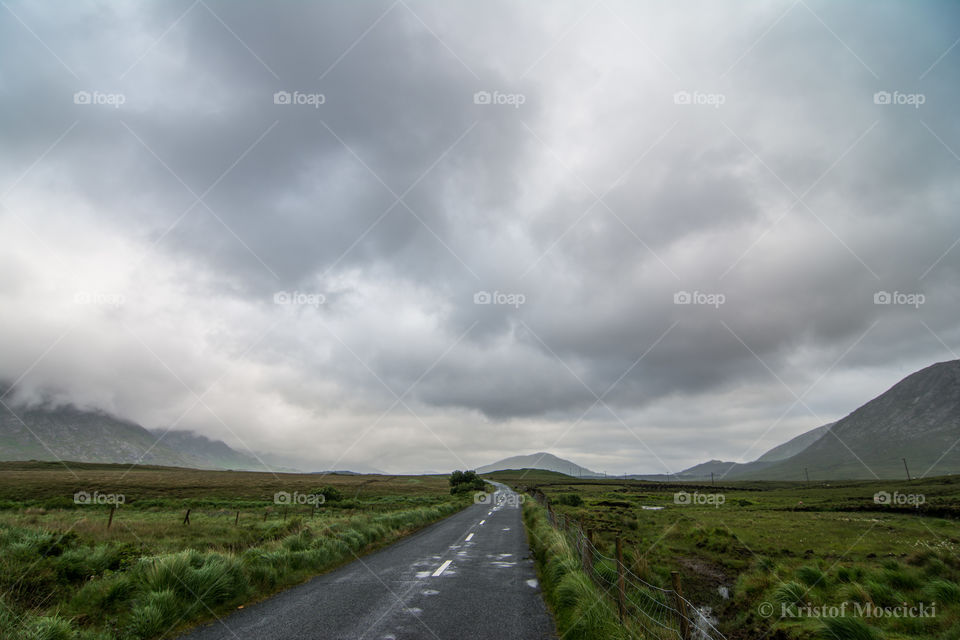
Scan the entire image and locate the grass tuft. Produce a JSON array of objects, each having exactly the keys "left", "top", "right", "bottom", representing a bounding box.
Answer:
[
  {"left": 816, "top": 616, "right": 877, "bottom": 640},
  {"left": 774, "top": 581, "right": 808, "bottom": 607},
  {"left": 798, "top": 565, "right": 826, "bottom": 587},
  {"left": 925, "top": 579, "right": 960, "bottom": 604}
]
